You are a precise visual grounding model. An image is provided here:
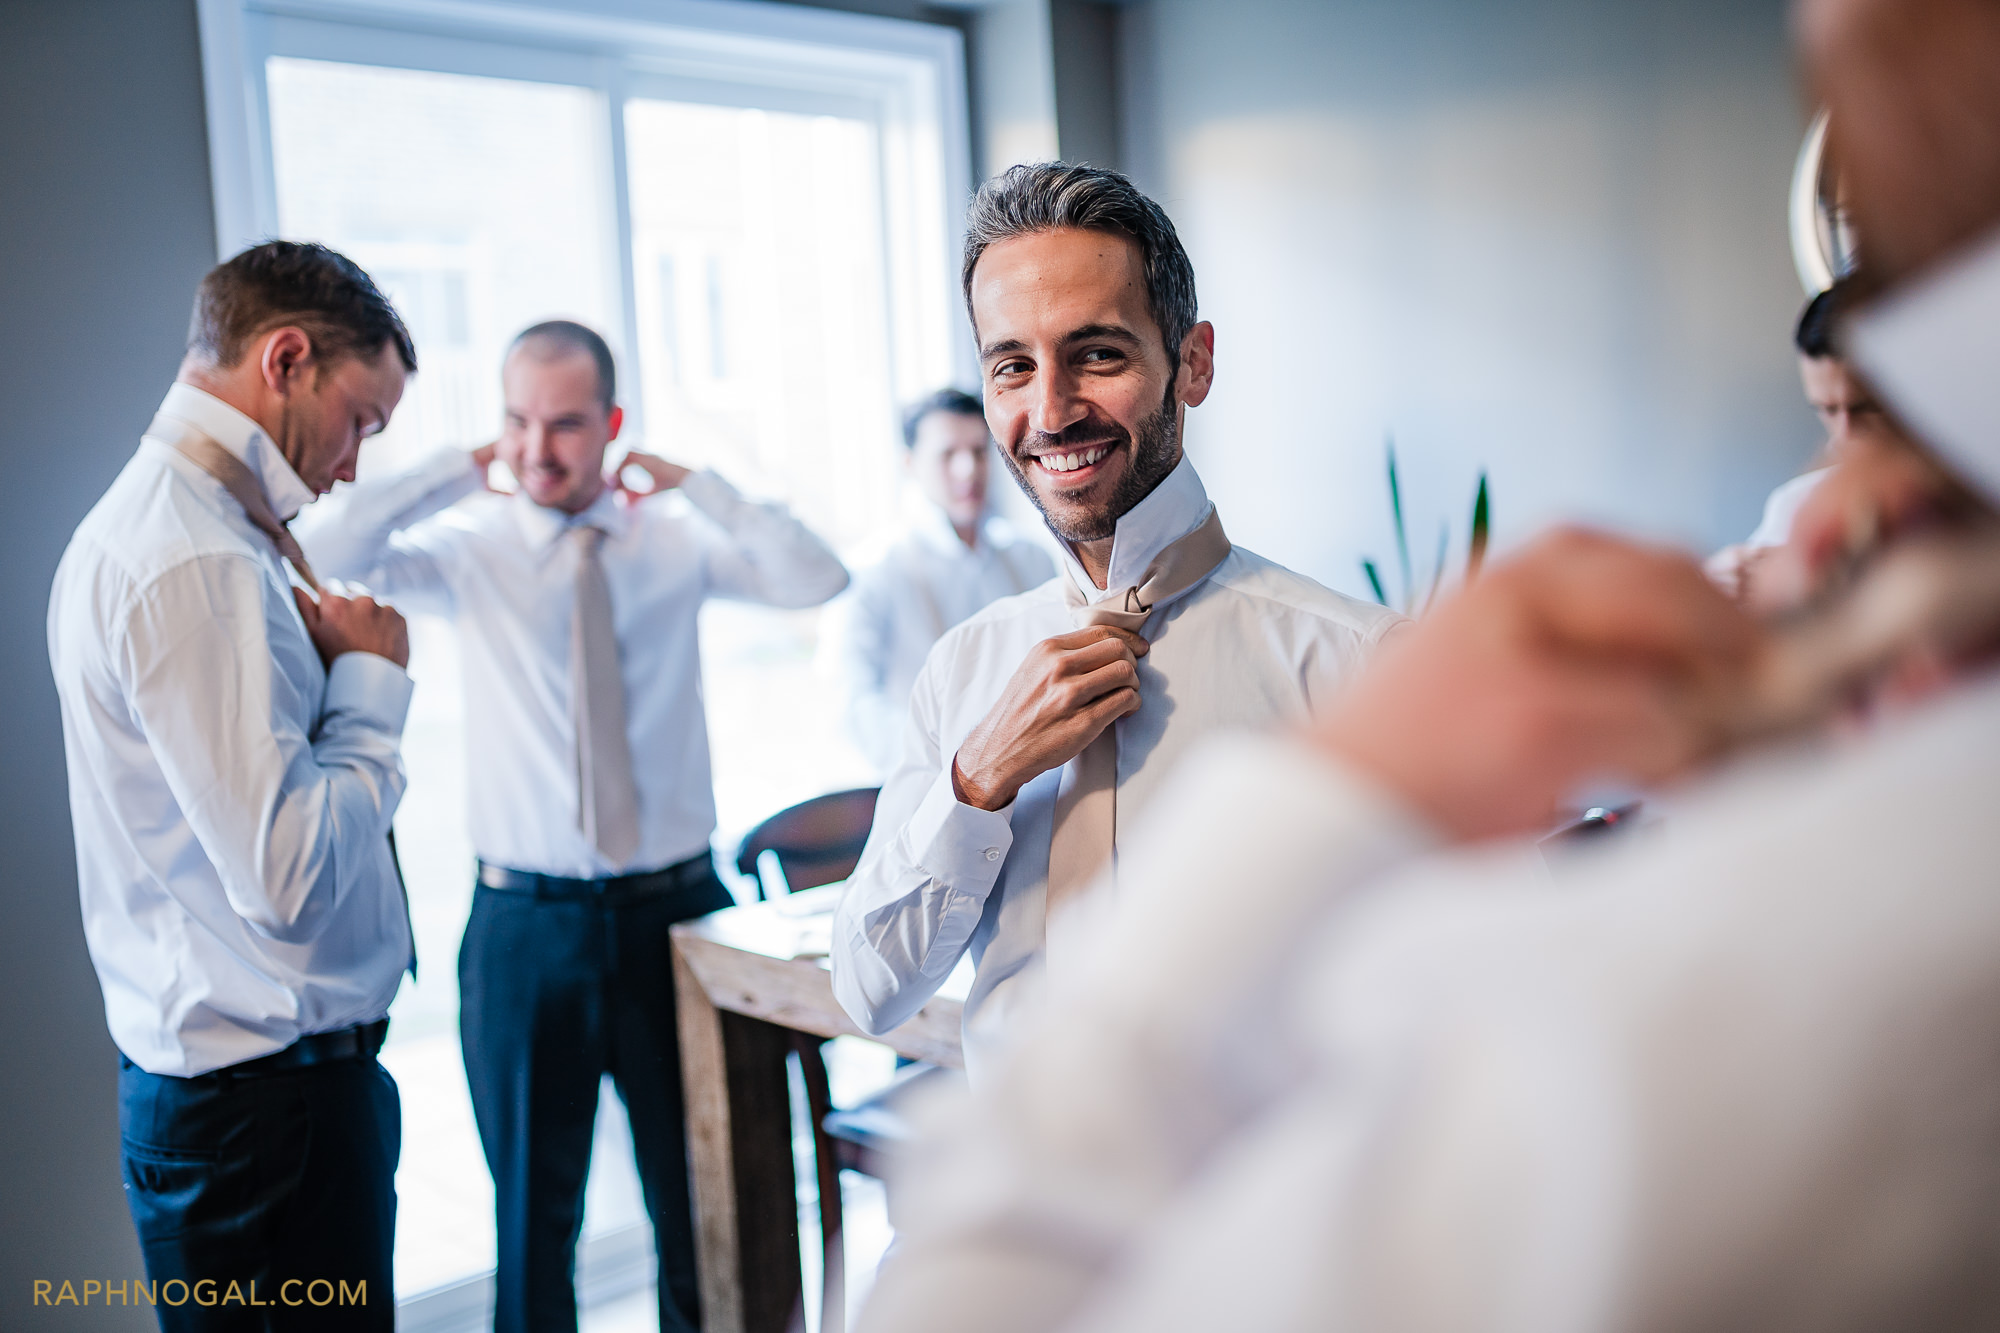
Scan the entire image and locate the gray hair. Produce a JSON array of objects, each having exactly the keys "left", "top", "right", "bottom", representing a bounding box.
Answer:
[{"left": 961, "top": 162, "right": 1199, "bottom": 370}]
